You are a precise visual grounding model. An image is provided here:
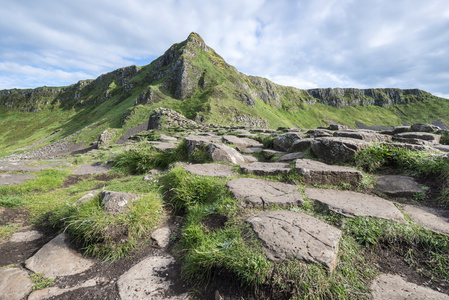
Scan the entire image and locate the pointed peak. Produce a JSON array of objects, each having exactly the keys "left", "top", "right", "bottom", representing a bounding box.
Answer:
[{"left": 185, "top": 32, "right": 210, "bottom": 52}]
